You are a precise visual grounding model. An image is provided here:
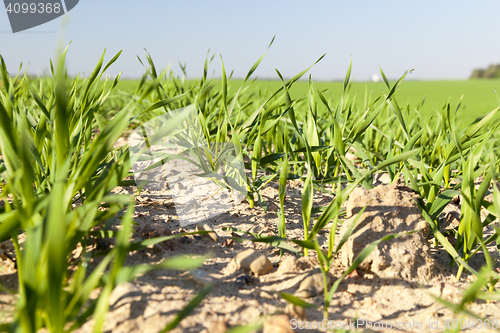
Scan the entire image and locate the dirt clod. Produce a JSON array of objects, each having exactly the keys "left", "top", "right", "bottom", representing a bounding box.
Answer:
[
  {"left": 276, "top": 256, "right": 298, "bottom": 275},
  {"left": 195, "top": 222, "right": 219, "bottom": 242},
  {"left": 346, "top": 269, "right": 361, "bottom": 280},
  {"left": 296, "top": 268, "right": 332, "bottom": 298},
  {"left": 225, "top": 249, "right": 273, "bottom": 276},
  {"left": 57, "top": 179, "right": 500, "bottom": 333},
  {"left": 286, "top": 303, "right": 306, "bottom": 319},
  {"left": 340, "top": 184, "right": 435, "bottom": 281}
]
